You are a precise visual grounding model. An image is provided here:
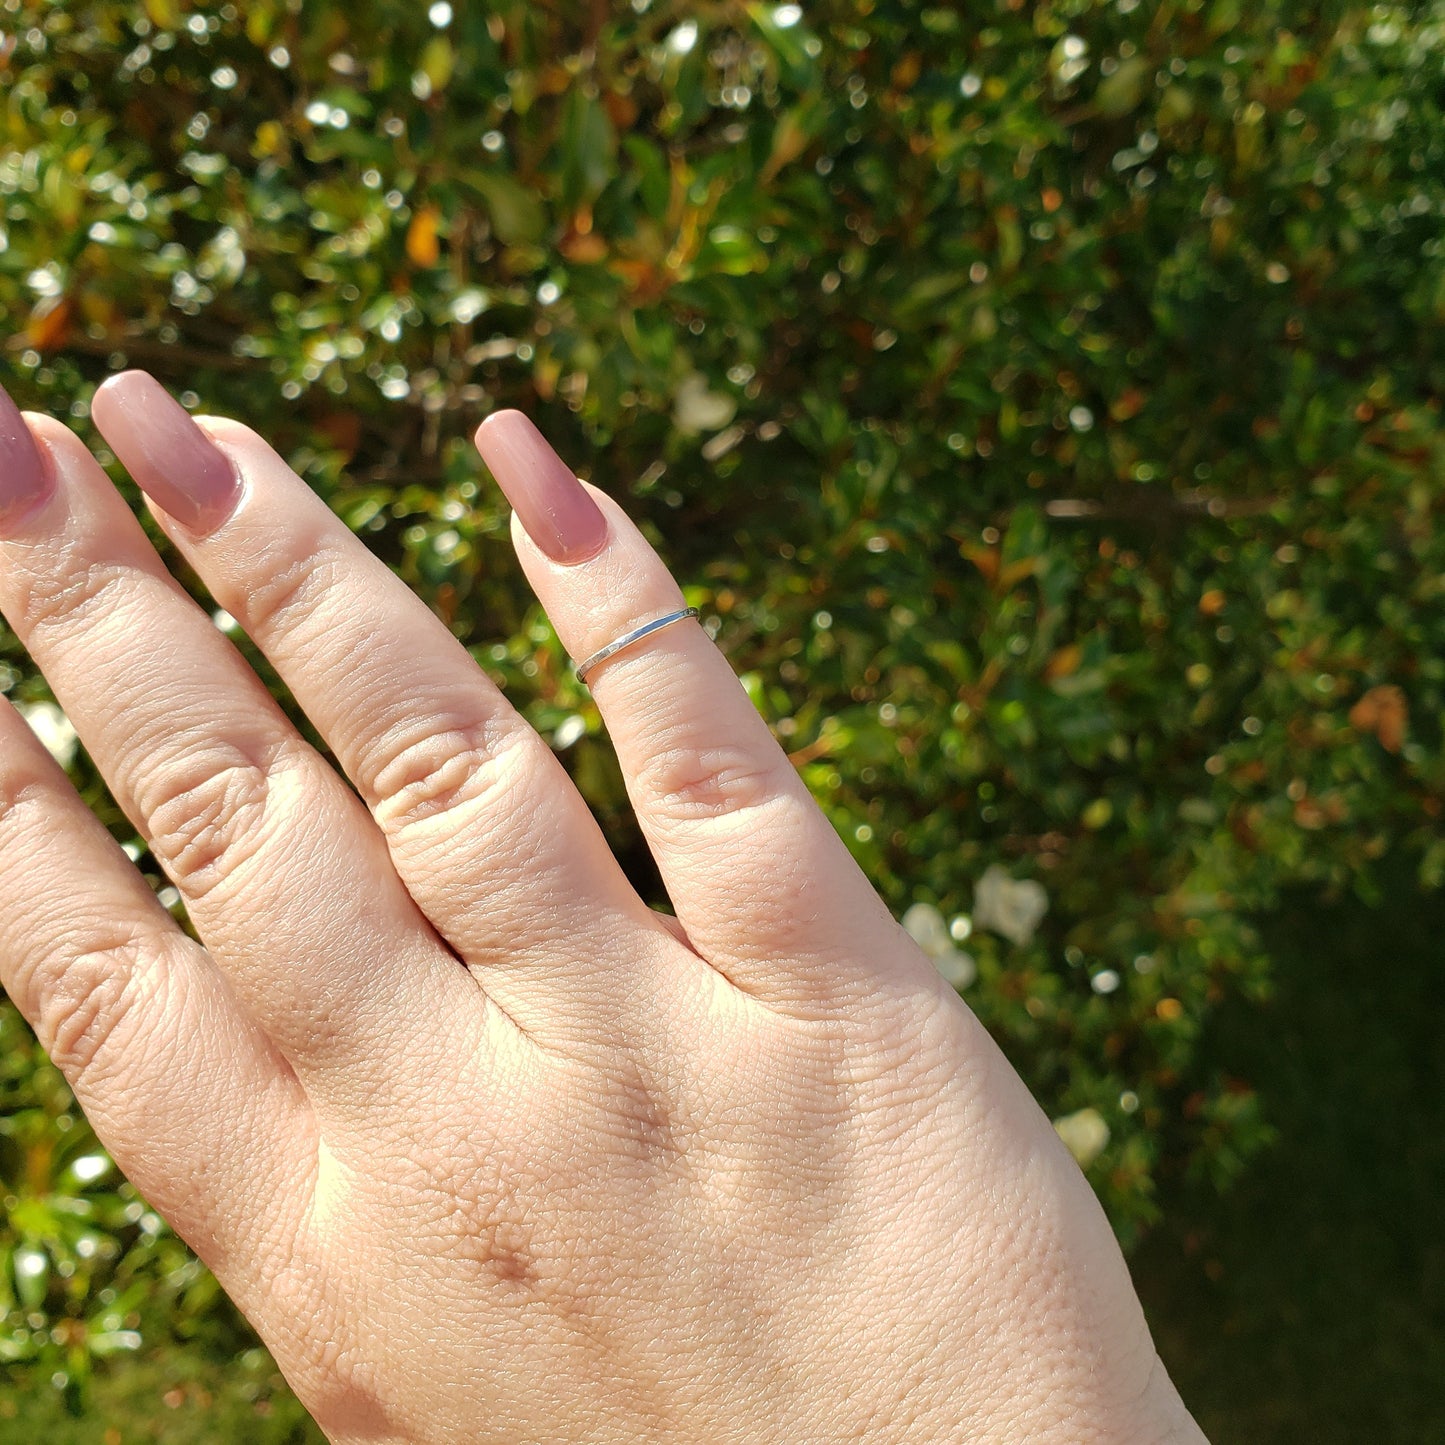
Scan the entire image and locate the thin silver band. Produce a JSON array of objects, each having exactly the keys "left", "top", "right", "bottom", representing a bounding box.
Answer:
[{"left": 573, "top": 607, "right": 701, "bottom": 685}]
